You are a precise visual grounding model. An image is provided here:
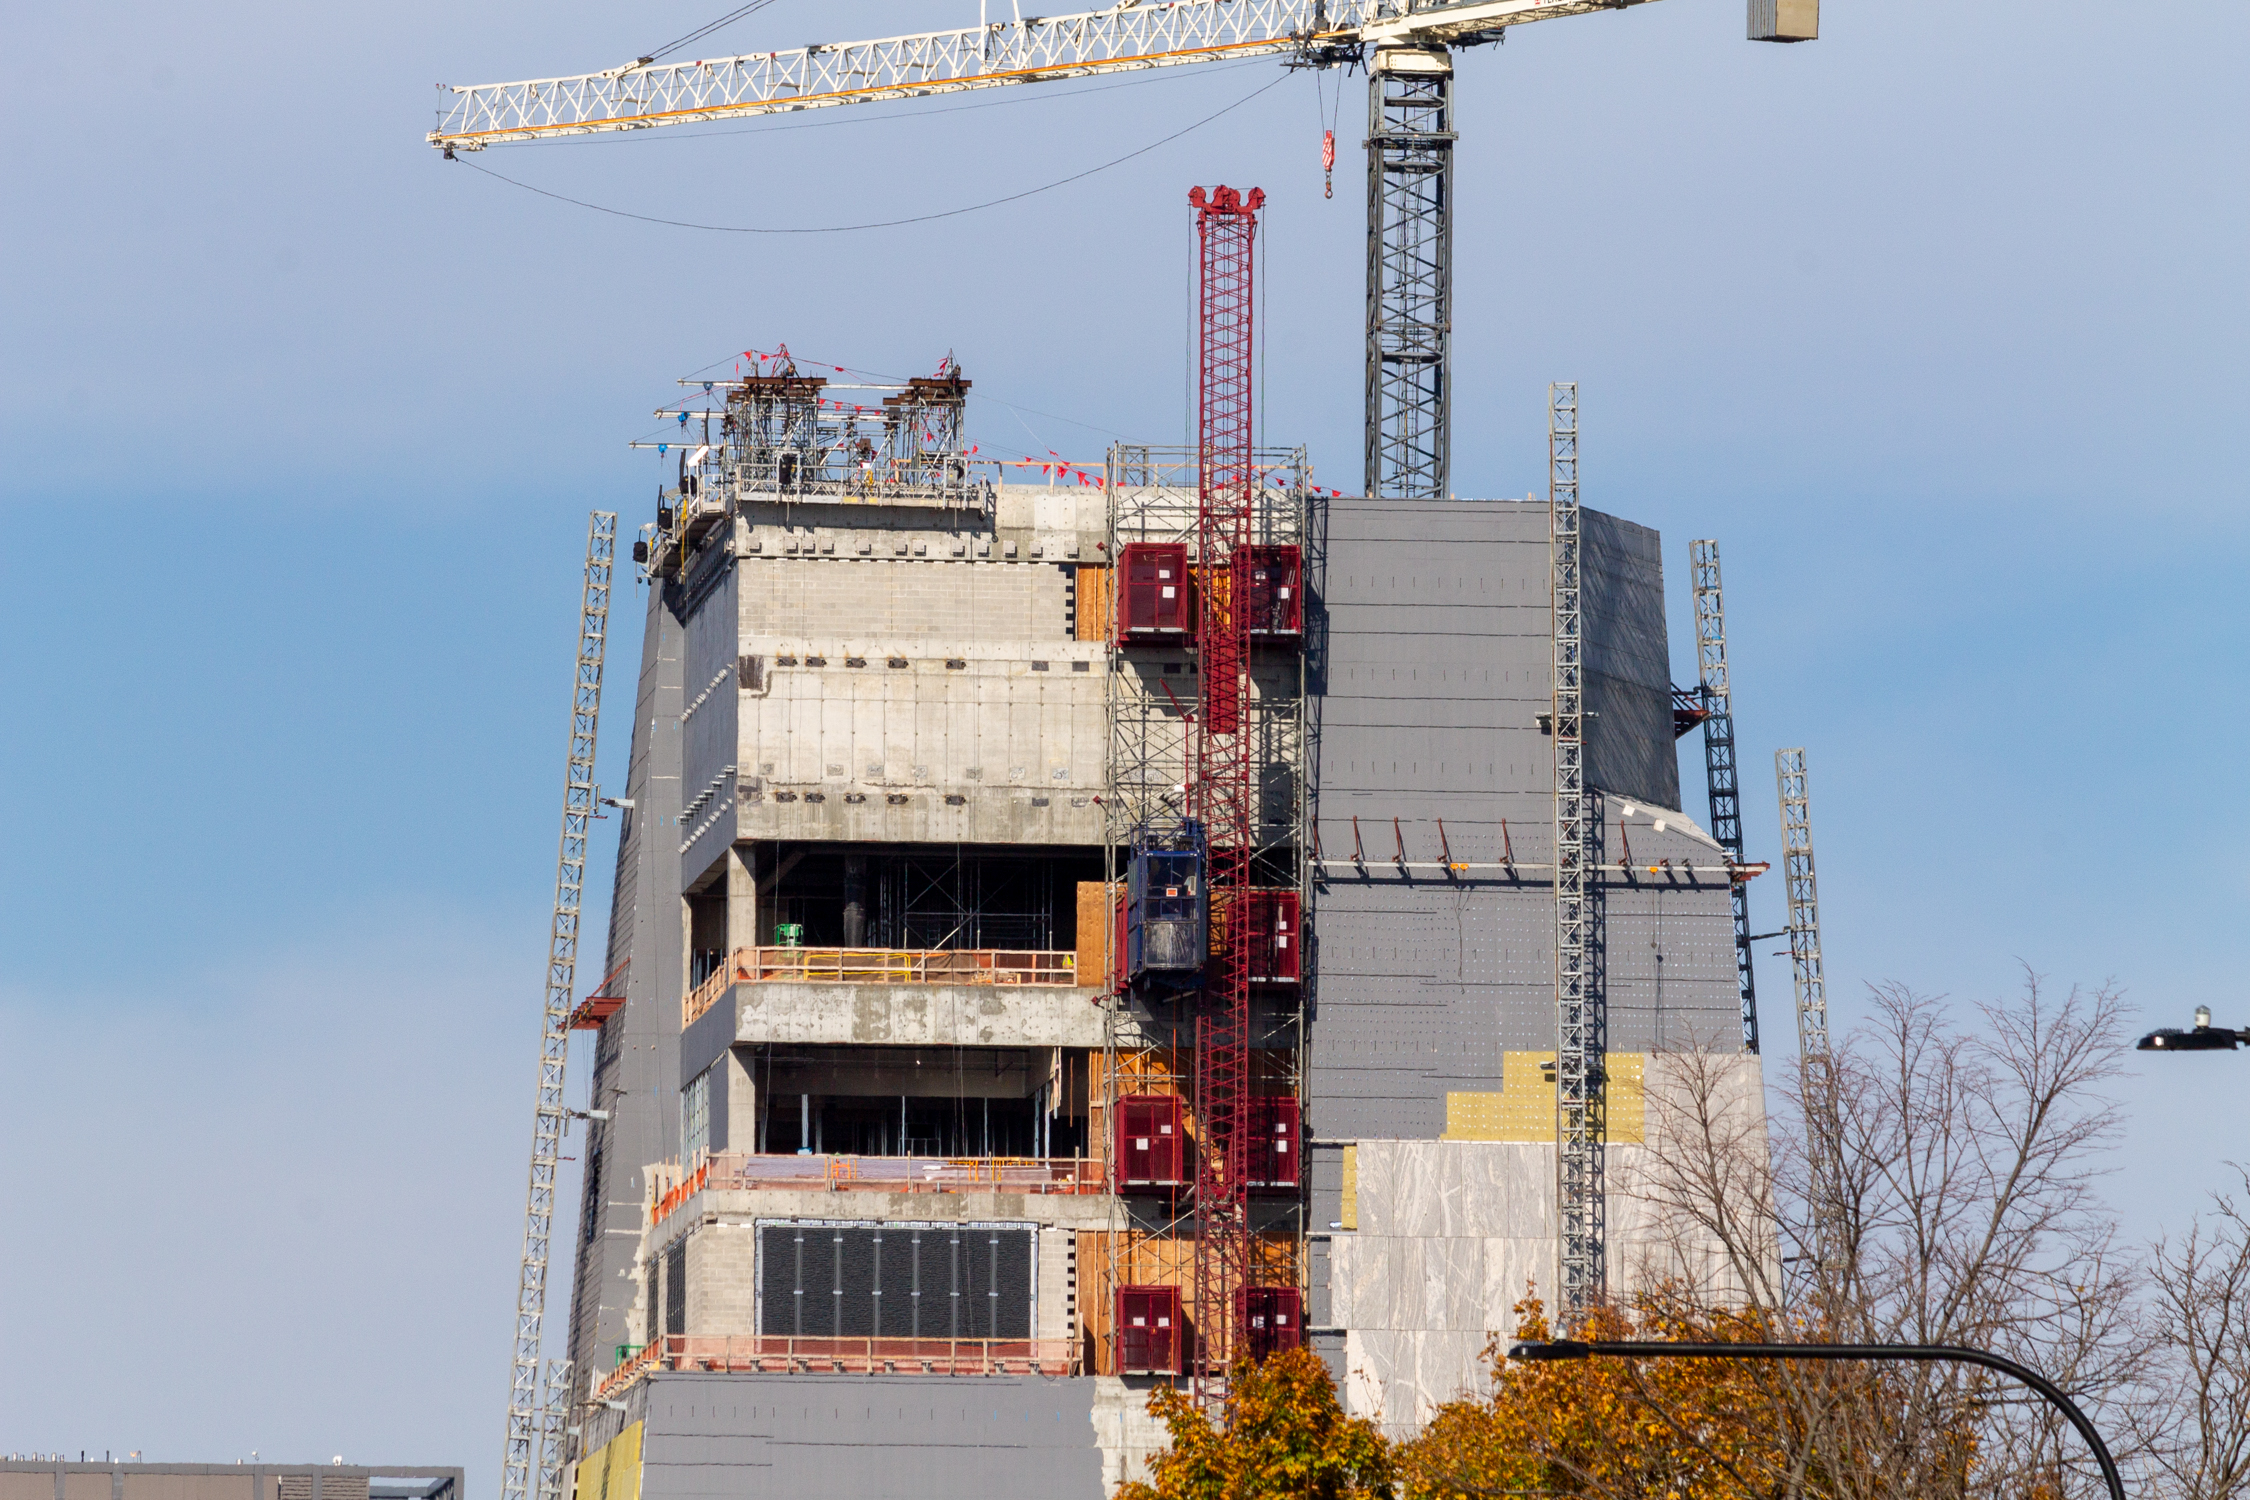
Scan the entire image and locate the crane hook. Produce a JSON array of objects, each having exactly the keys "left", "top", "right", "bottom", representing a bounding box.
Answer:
[{"left": 1321, "top": 129, "right": 1335, "bottom": 200}]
